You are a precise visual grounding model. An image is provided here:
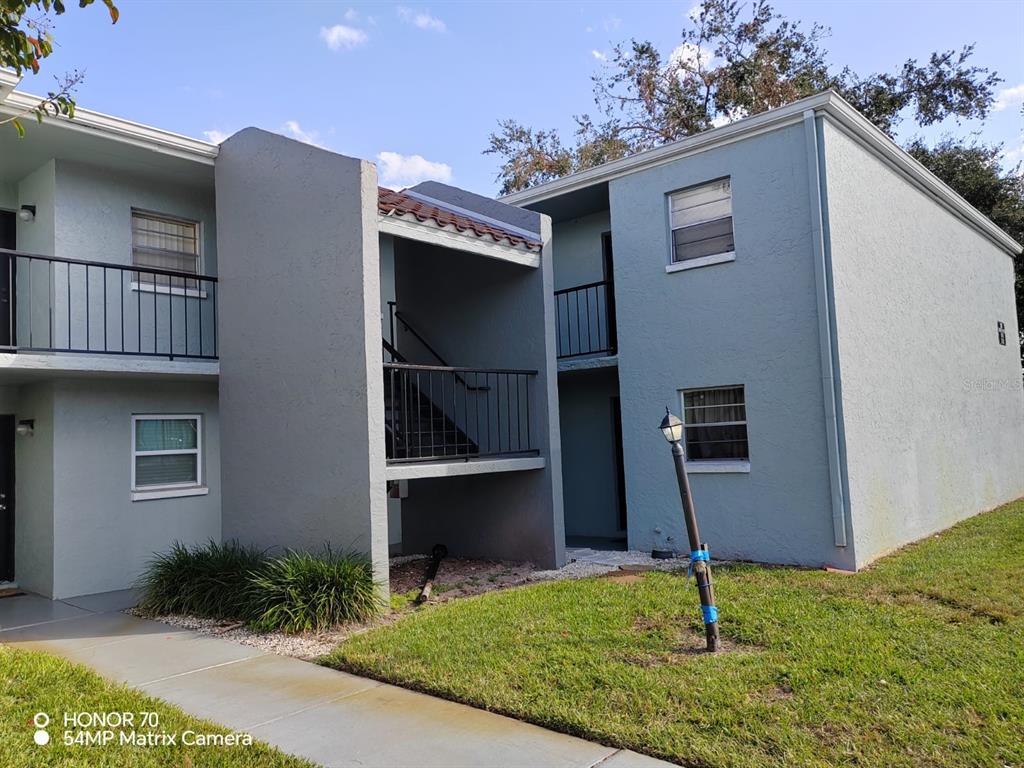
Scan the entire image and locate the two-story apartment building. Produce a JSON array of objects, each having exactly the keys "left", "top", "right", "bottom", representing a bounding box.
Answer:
[
  {"left": 0, "top": 71, "right": 564, "bottom": 599},
  {"left": 1, "top": 73, "right": 1020, "bottom": 601},
  {"left": 503, "top": 91, "right": 1024, "bottom": 571}
]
